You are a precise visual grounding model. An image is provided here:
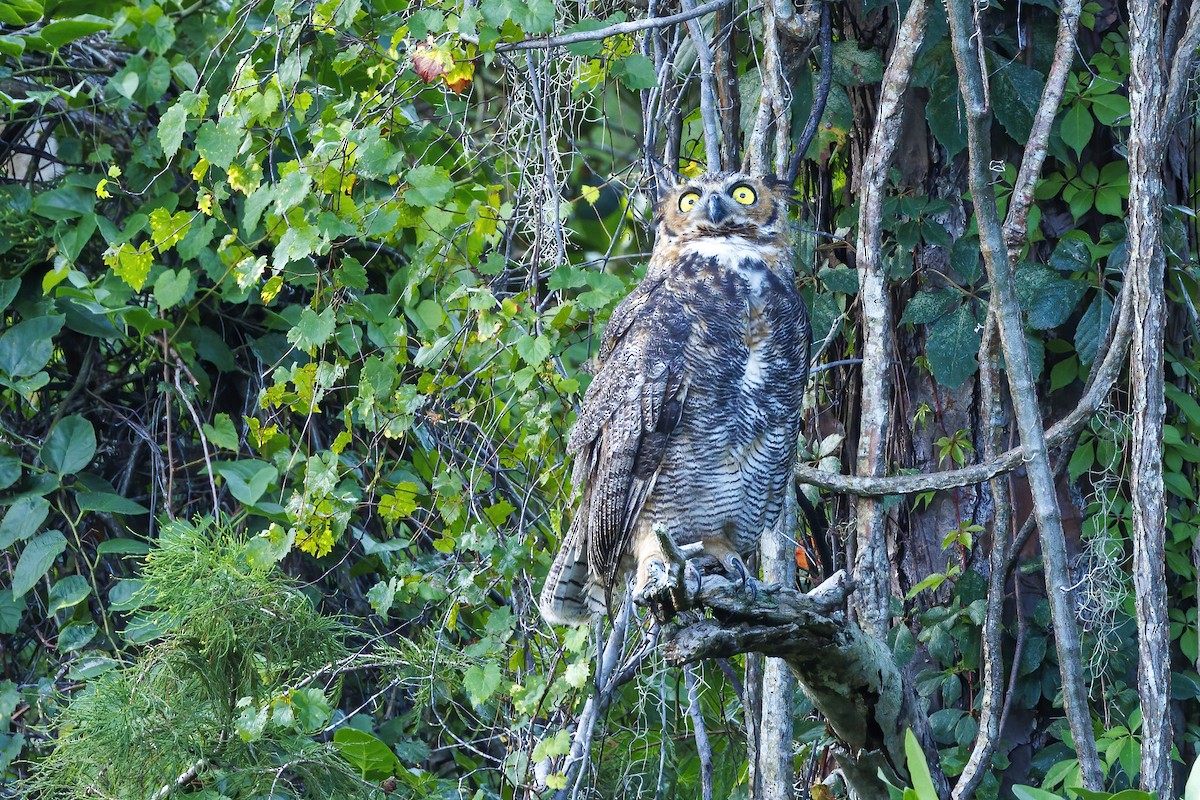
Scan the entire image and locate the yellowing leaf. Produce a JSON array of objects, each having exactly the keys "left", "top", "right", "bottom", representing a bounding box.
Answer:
[
  {"left": 105, "top": 243, "right": 153, "bottom": 291},
  {"left": 149, "top": 208, "right": 192, "bottom": 252}
]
